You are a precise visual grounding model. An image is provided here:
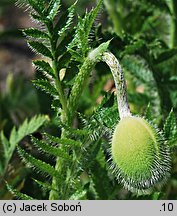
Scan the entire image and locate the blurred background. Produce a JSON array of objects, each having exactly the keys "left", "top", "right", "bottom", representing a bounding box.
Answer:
[{"left": 0, "top": 0, "right": 177, "bottom": 199}]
